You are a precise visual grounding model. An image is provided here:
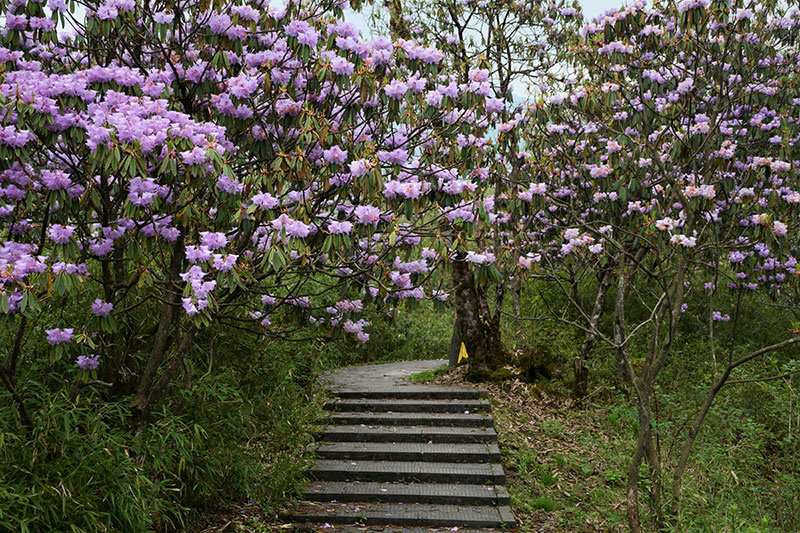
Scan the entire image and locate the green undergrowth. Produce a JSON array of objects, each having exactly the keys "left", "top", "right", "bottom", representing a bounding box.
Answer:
[
  {"left": 0, "top": 327, "right": 325, "bottom": 532},
  {"left": 318, "top": 302, "right": 455, "bottom": 369},
  {"left": 493, "top": 379, "right": 797, "bottom": 532},
  {"left": 0, "top": 300, "right": 455, "bottom": 532},
  {"left": 488, "top": 281, "right": 800, "bottom": 532}
]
